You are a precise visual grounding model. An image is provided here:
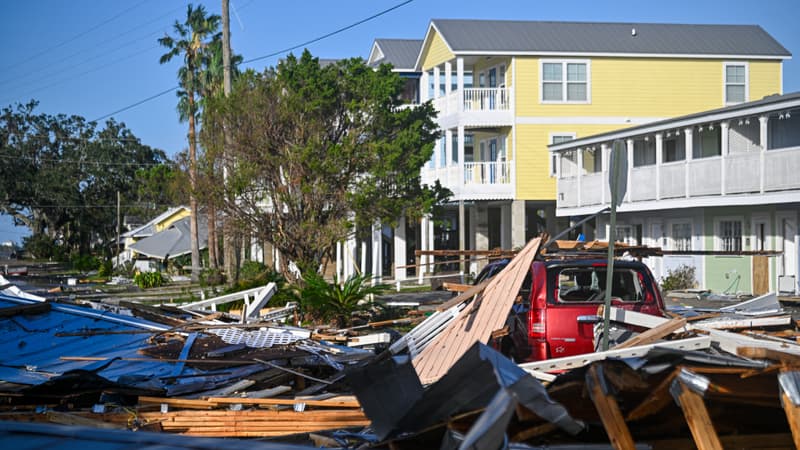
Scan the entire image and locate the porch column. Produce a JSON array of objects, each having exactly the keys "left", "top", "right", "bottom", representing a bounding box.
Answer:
[
  {"left": 475, "top": 204, "right": 489, "bottom": 273},
  {"left": 511, "top": 200, "right": 526, "bottom": 248},
  {"left": 371, "top": 222, "right": 382, "bottom": 284},
  {"left": 626, "top": 139, "right": 634, "bottom": 203},
  {"left": 394, "top": 216, "right": 407, "bottom": 282},
  {"left": 655, "top": 133, "right": 663, "bottom": 201},
  {"left": 458, "top": 125, "right": 466, "bottom": 187},
  {"left": 501, "top": 202, "right": 512, "bottom": 249},
  {"left": 458, "top": 200, "right": 466, "bottom": 275},
  {"left": 601, "top": 143, "right": 609, "bottom": 205},
  {"left": 445, "top": 129, "right": 453, "bottom": 167},
  {"left": 336, "top": 241, "right": 342, "bottom": 280},
  {"left": 456, "top": 57, "right": 464, "bottom": 113},
  {"left": 577, "top": 148, "right": 584, "bottom": 207},
  {"left": 428, "top": 215, "right": 435, "bottom": 275},
  {"left": 420, "top": 70, "right": 429, "bottom": 102},
  {"left": 444, "top": 61, "right": 452, "bottom": 96},
  {"left": 433, "top": 66, "right": 441, "bottom": 99},
  {"left": 720, "top": 121, "right": 729, "bottom": 195},
  {"left": 684, "top": 128, "right": 694, "bottom": 198},
  {"left": 759, "top": 115, "right": 769, "bottom": 193},
  {"left": 418, "top": 216, "right": 428, "bottom": 284}
]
